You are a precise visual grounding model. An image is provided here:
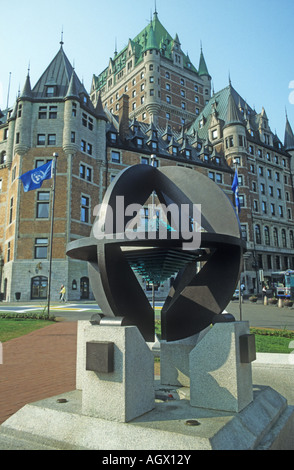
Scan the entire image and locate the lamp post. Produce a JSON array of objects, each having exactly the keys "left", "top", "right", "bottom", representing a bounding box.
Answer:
[
  {"left": 150, "top": 154, "right": 156, "bottom": 313},
  {"left": 233, "top": 158, "right": 242, "bottom": 321},
  {"left": 47, "top": 153, "right": 58, "bottom": 318}
]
